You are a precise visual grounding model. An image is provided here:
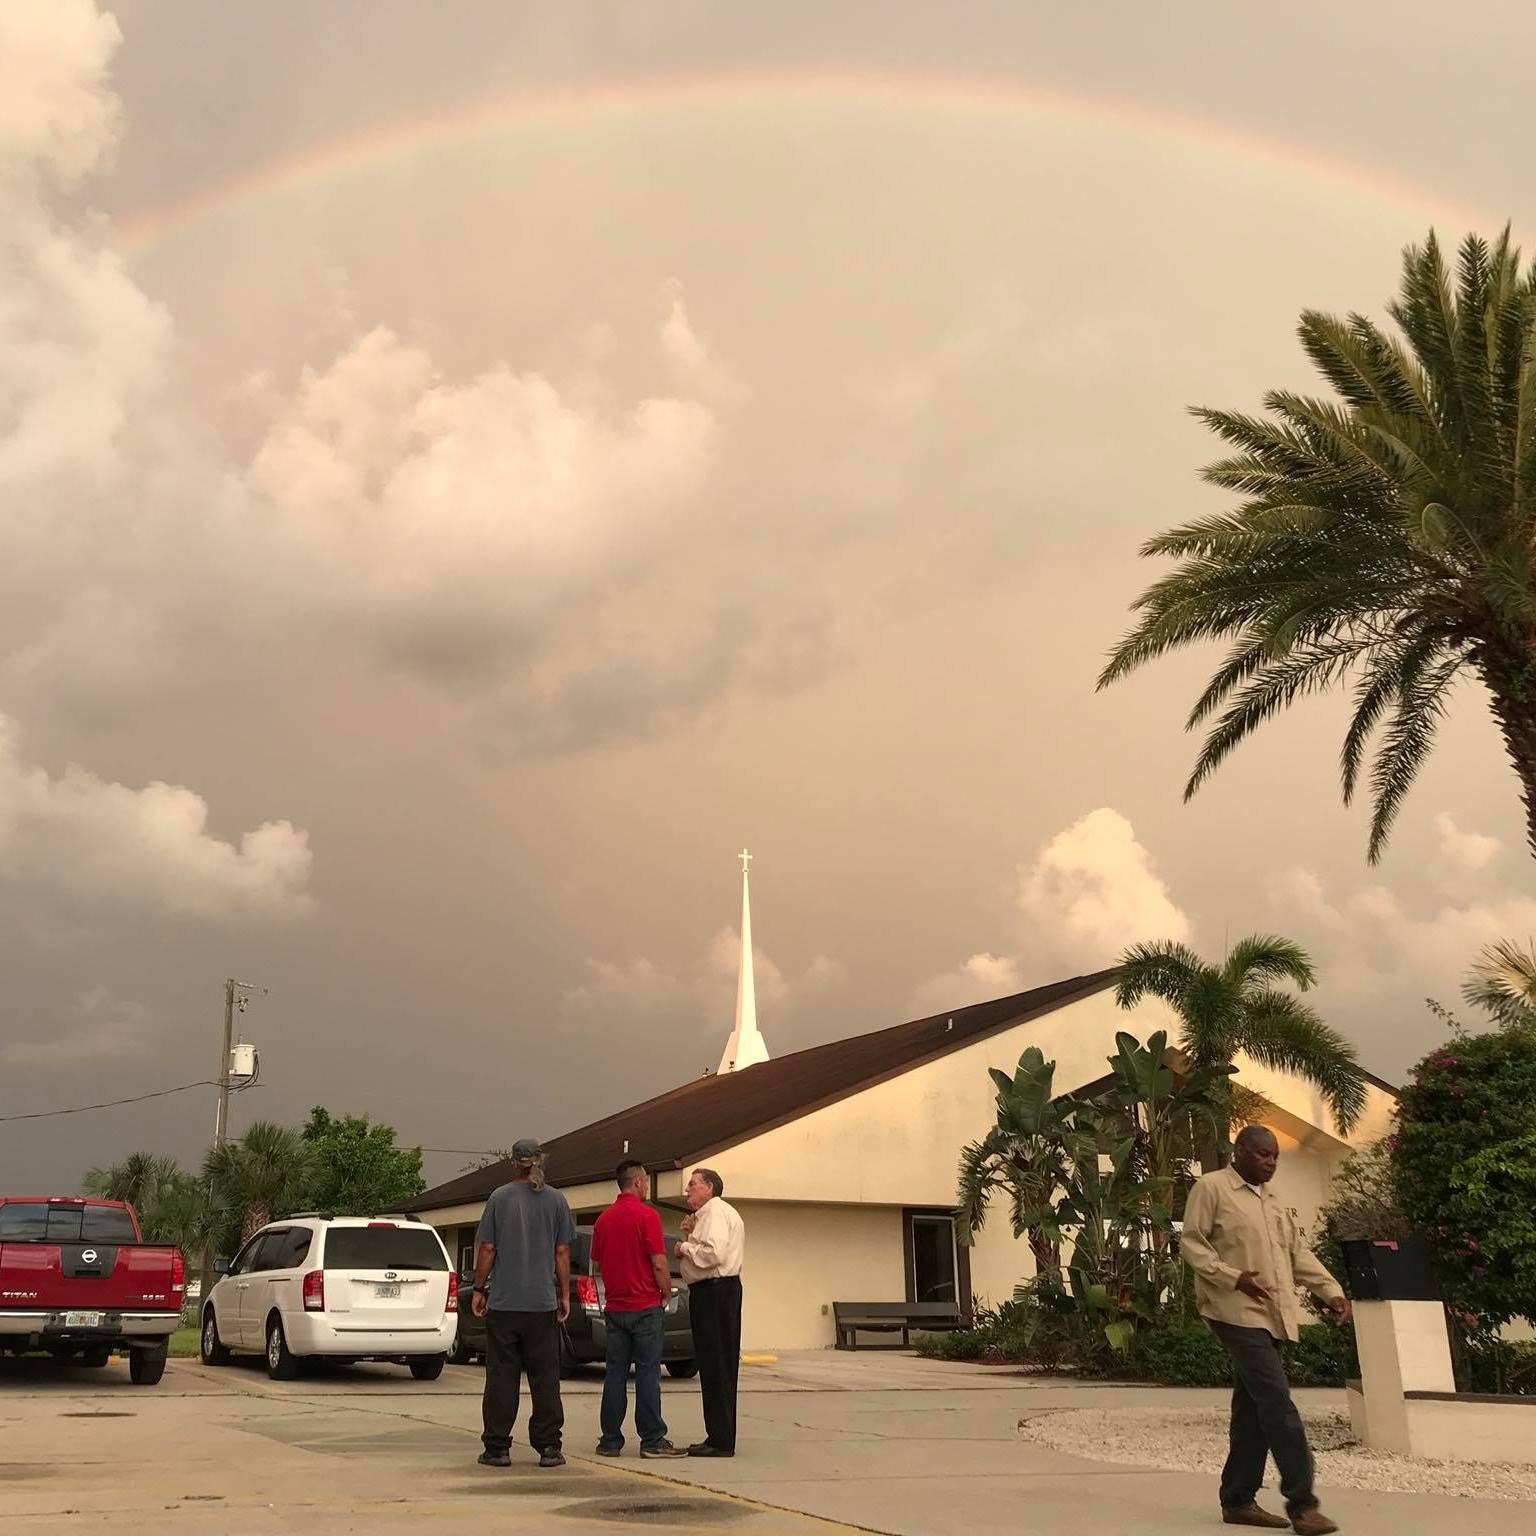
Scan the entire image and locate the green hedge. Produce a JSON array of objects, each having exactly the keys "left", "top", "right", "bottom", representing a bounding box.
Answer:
[{"left": 919, "top": 1309, "right": 1358, "bottom": 1388}]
